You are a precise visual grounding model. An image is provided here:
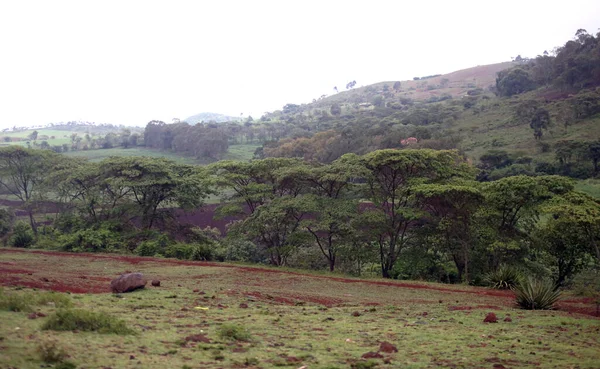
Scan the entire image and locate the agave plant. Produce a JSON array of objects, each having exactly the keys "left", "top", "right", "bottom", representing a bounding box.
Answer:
[
  {"left": 513, "top": 276, "right": 561, "bottom": 310},
  {"left": 485, "top": 264, "right": 523, "bottom": 290}
]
